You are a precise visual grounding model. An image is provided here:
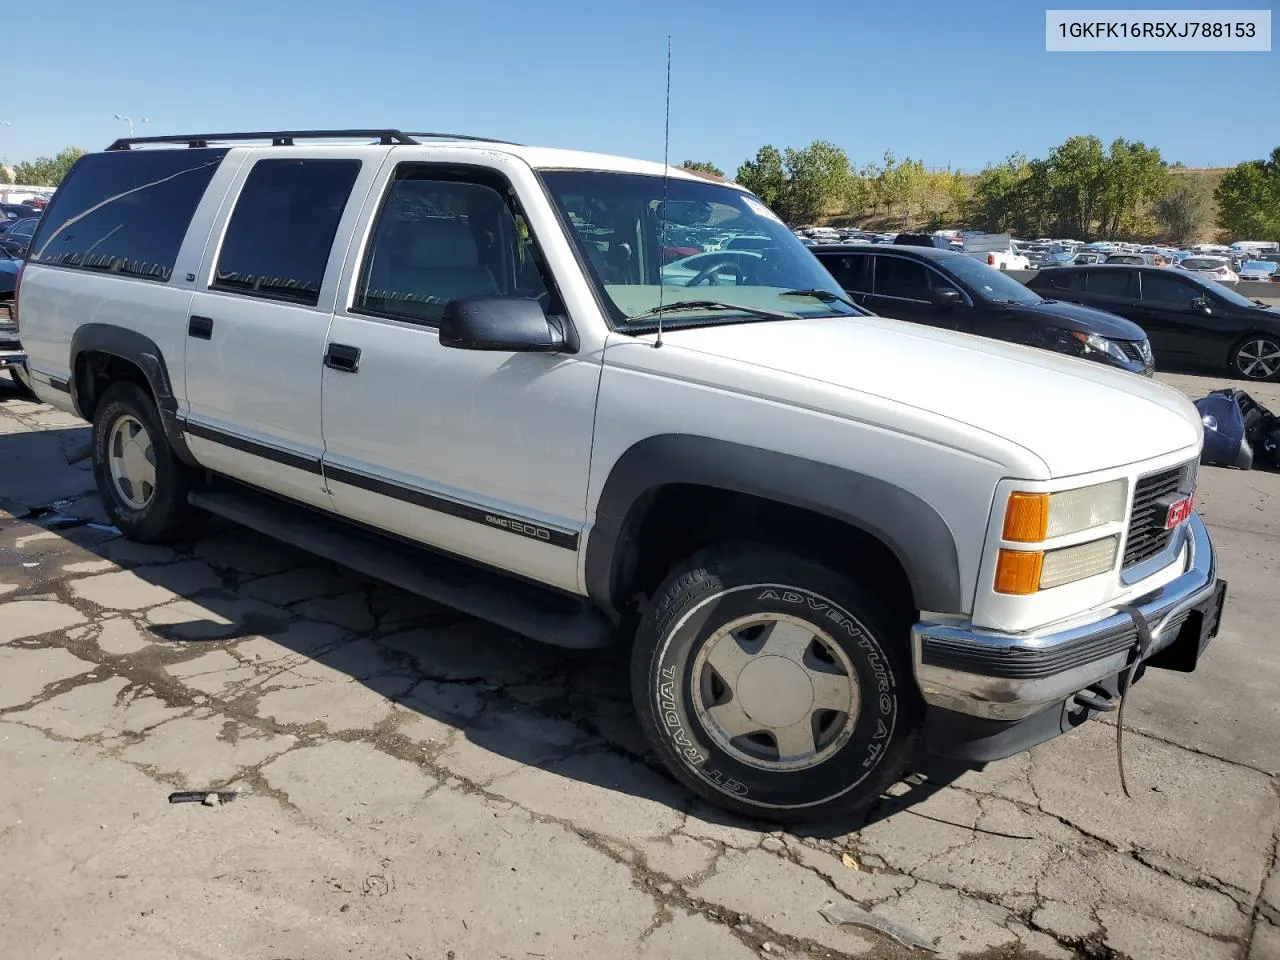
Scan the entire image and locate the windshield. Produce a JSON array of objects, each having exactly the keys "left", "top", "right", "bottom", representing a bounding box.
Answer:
[
  {"left": 539, "top": 170, "right": 859, "bottom": 328},
  {"left": 939, "top": 254, "right": 1042, "bottom": 303},
  {"left": 1183, "top": 257, "right": 1228, "bottom": 270}
]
